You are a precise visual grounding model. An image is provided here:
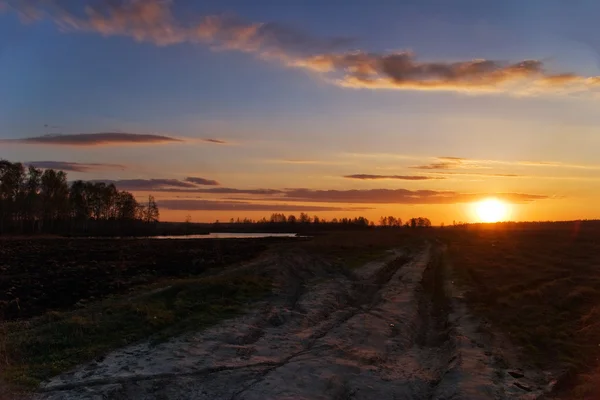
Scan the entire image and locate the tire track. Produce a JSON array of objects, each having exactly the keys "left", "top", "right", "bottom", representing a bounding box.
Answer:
[{"left": 36, "top": 242, "right": 550, "bottom": 399}]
